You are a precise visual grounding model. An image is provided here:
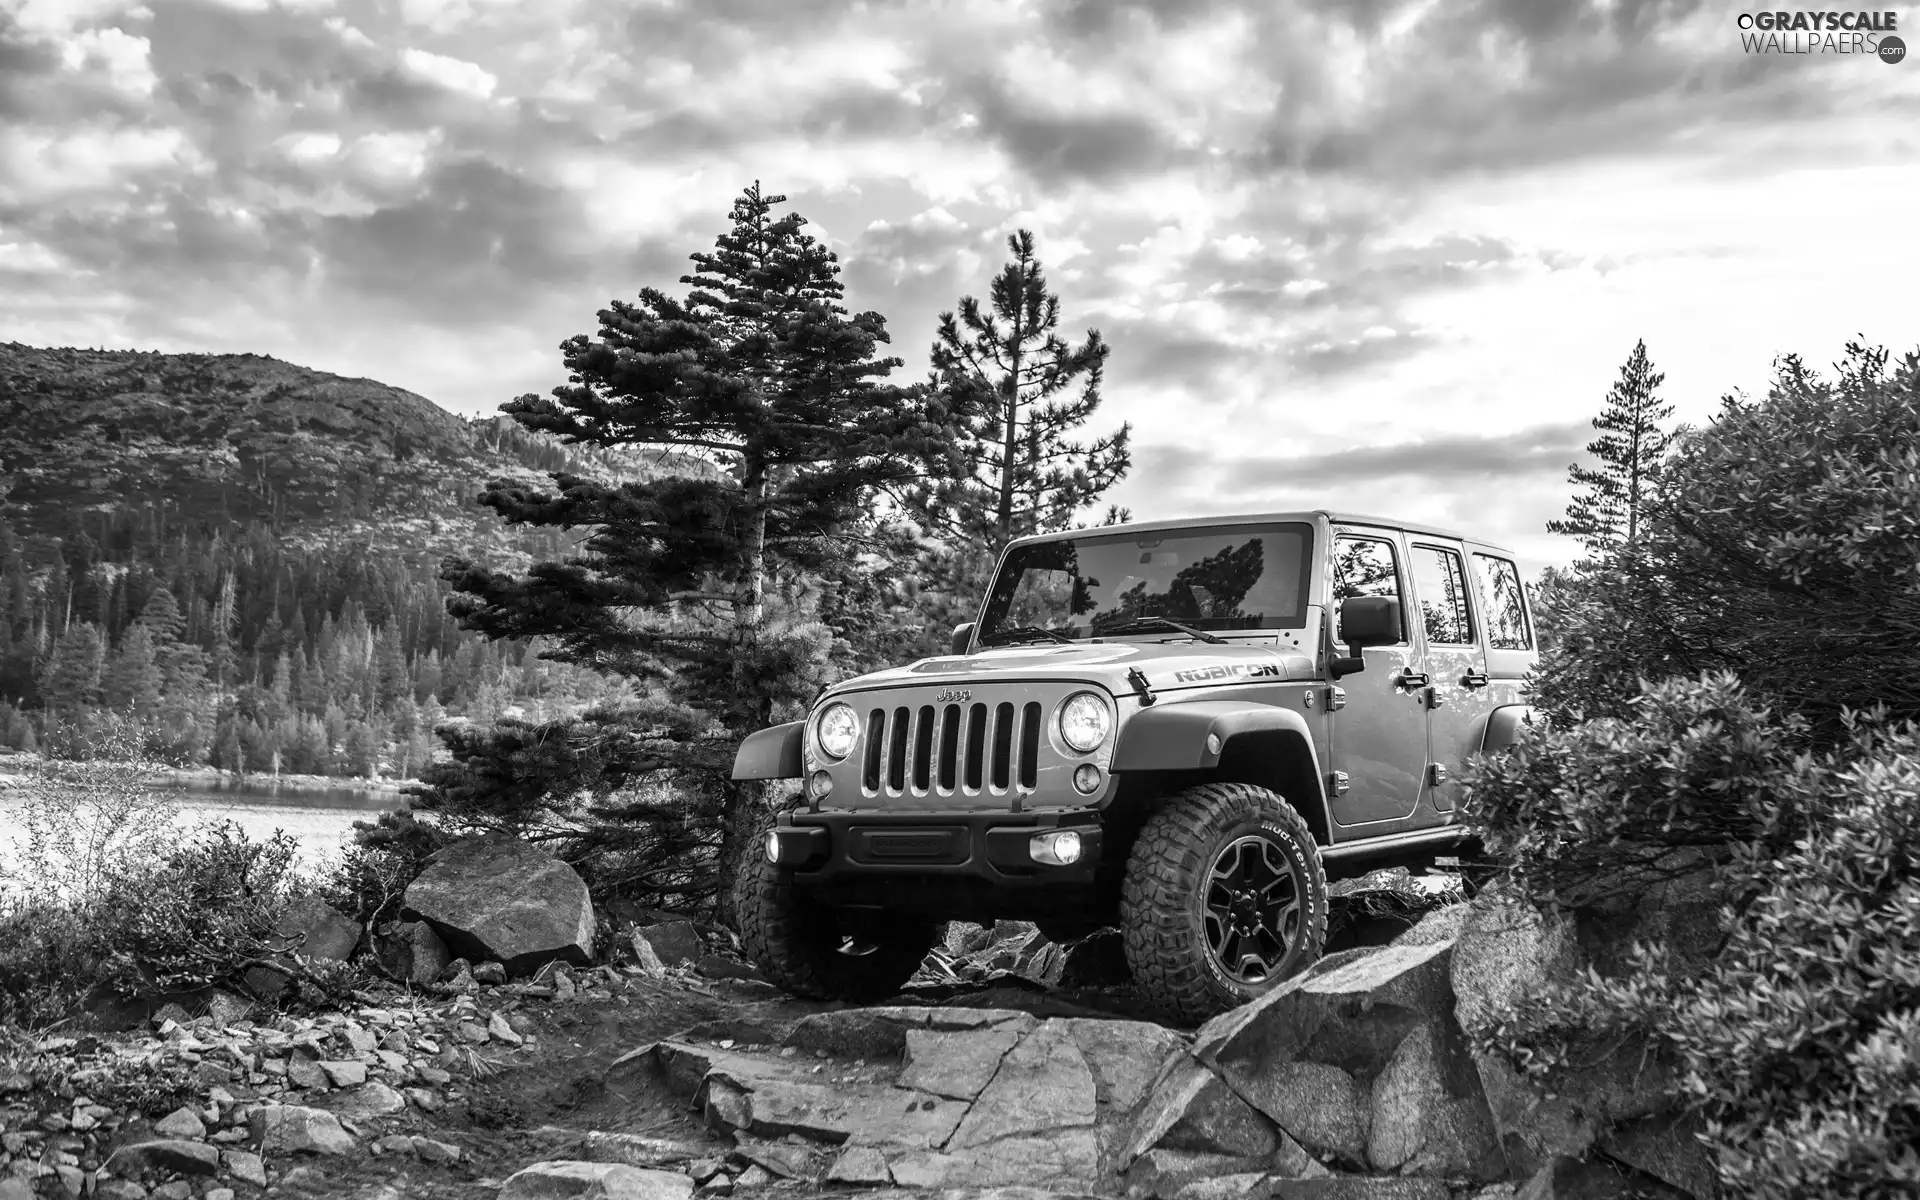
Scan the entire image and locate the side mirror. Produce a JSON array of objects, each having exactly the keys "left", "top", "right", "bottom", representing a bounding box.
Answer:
[
  {"left": 951, "top": 621, "right": 976, "bottom": 655},
  {"left": 1330, "top": 596, "right": 1400, "bottom": 677}
]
